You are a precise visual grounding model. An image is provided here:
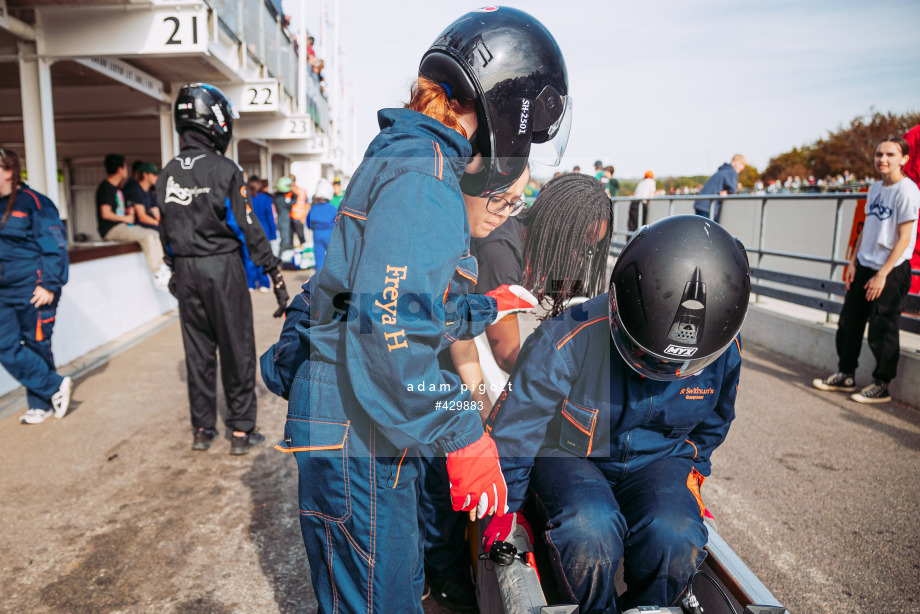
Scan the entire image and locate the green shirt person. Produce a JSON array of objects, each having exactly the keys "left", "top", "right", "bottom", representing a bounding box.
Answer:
[{"left": 330, "top": 177, "right": 344, "bottom": 209}]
